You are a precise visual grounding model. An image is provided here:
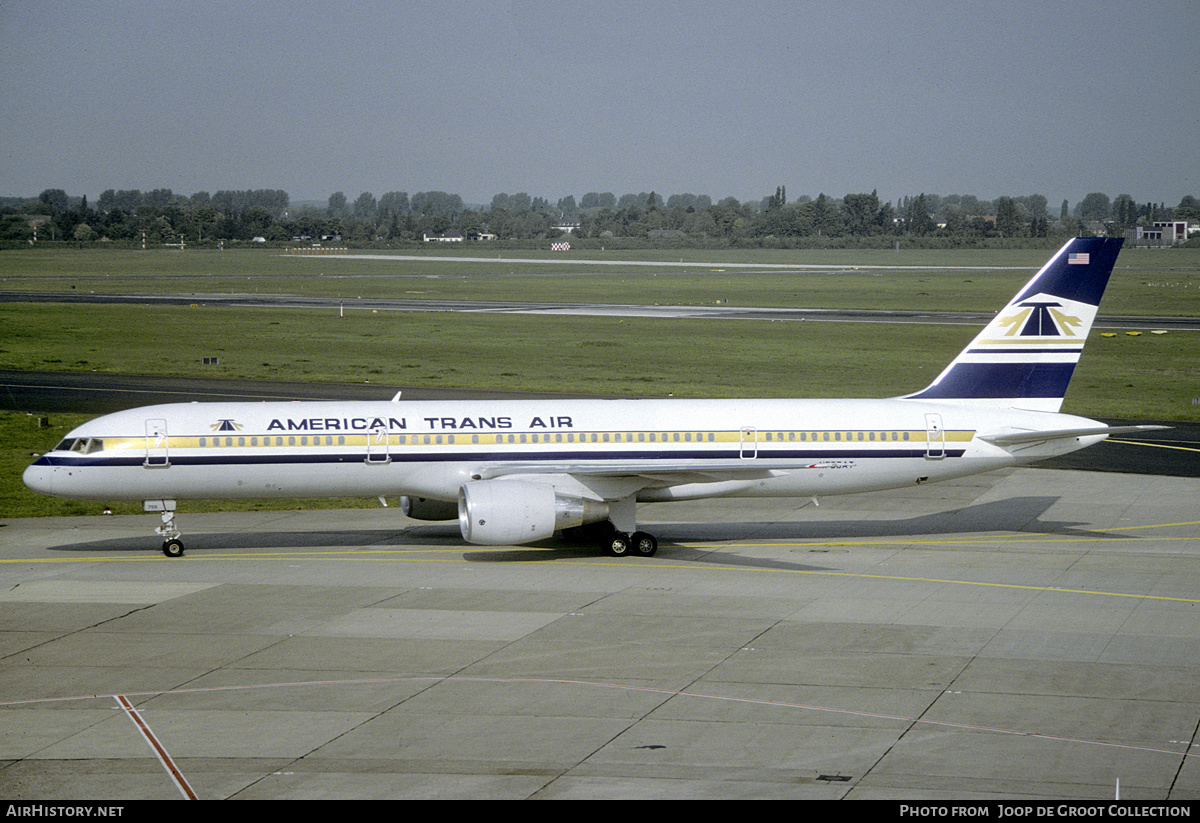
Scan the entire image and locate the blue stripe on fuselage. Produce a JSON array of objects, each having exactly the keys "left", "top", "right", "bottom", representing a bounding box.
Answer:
[{"left": 34, "top": 446, "right": 964, "bottom": 469}]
